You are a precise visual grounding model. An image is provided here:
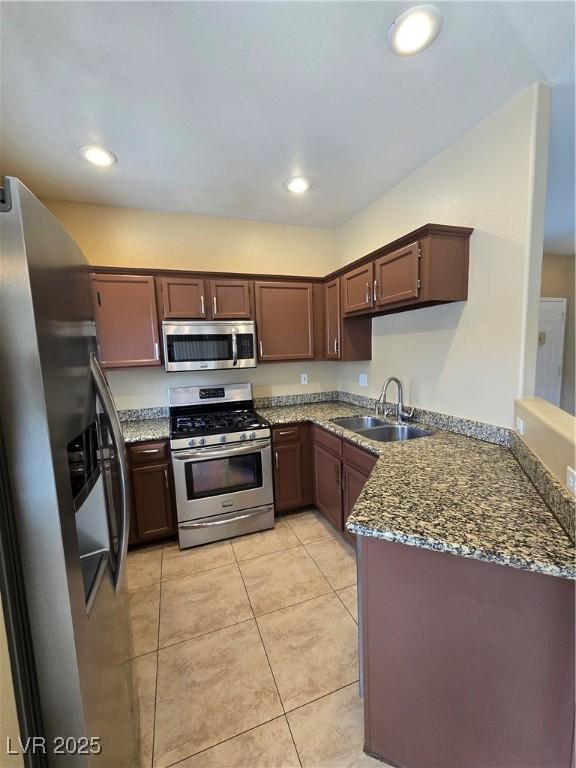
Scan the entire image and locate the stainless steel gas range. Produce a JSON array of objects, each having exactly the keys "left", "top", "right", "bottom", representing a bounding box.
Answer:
[{"left": 169, "top": 383, "right": 274, "bottom": 548}]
